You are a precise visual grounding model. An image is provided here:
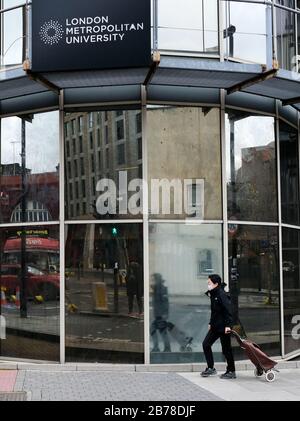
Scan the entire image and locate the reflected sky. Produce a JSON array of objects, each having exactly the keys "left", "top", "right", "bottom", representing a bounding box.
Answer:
[
  {"left": 1, "top": 112, "right": 59, "bottom": 174},
  {"left": 225, "top": 114, "right": 275, "bottom": 179}
]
